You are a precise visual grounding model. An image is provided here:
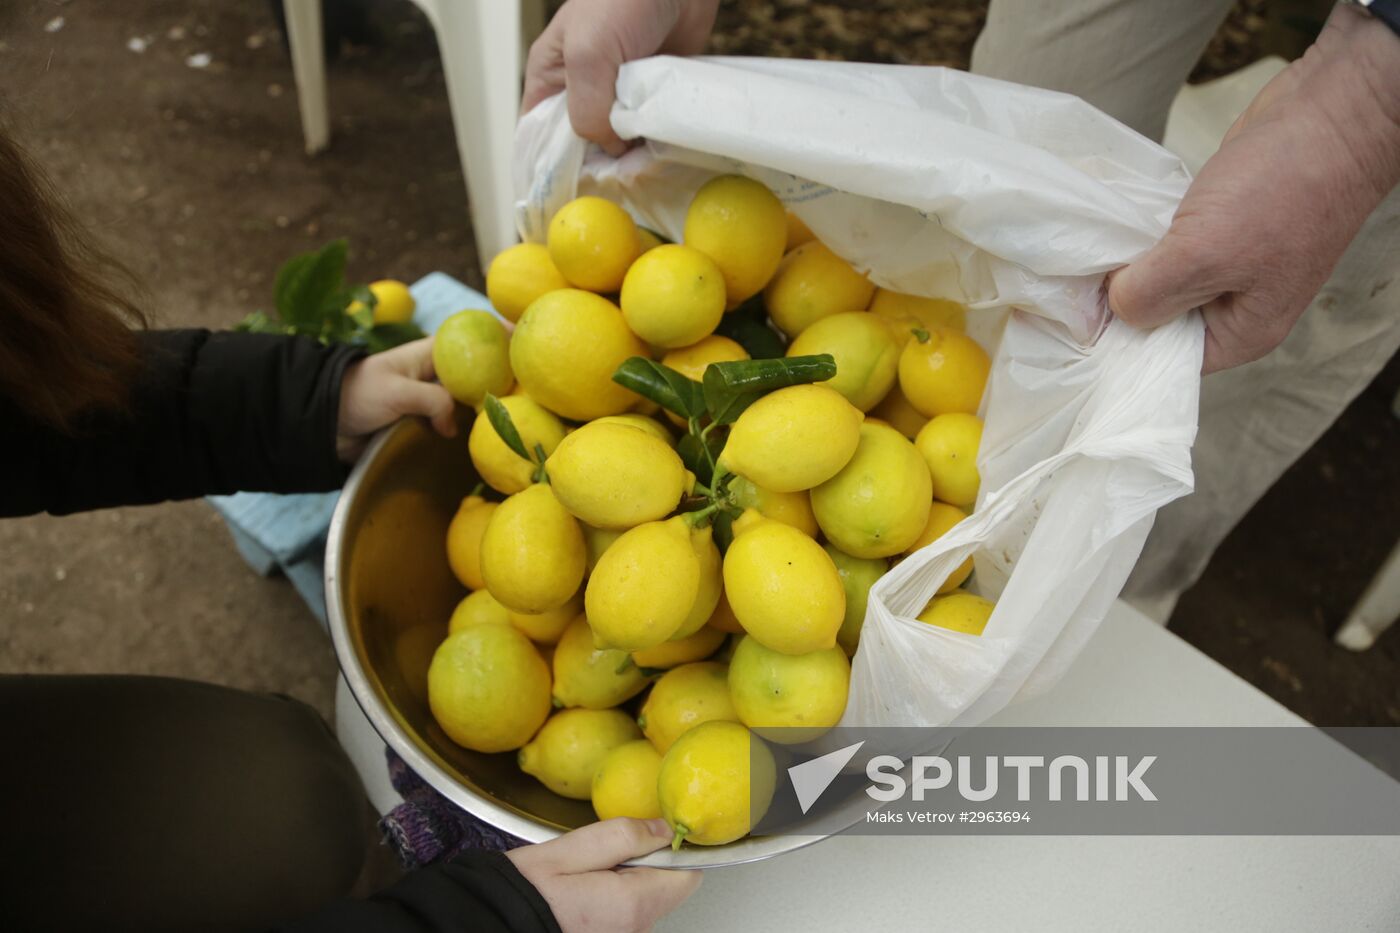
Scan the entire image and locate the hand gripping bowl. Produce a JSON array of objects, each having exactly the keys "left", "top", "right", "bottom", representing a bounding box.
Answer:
[{"left": 326, "top": 417, "right": 869, "bottom": 869}]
